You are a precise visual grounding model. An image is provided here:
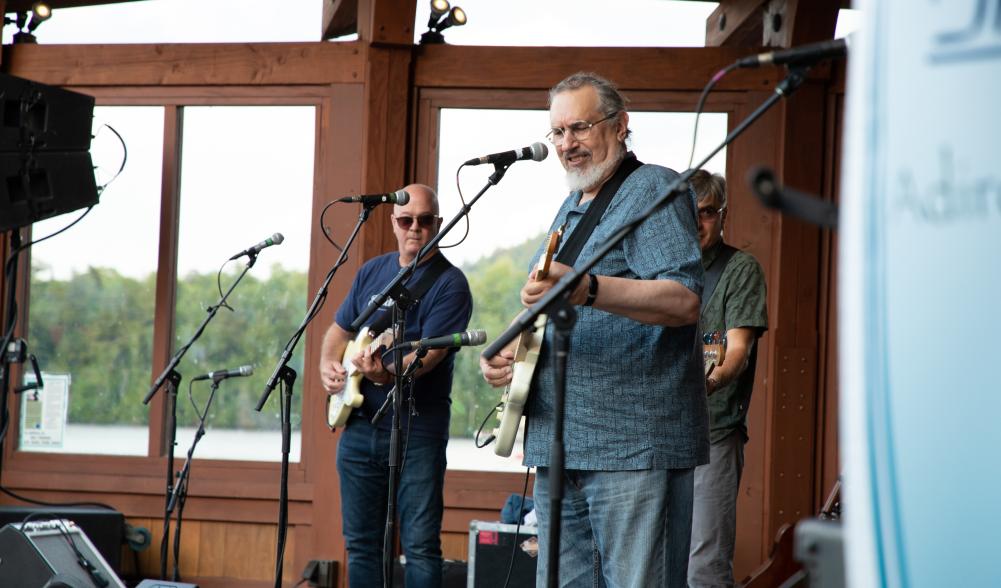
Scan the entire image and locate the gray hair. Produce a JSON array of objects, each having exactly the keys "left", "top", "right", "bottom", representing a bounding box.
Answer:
[
  {"left": 549, "top": 72, "right": 629, "bottom": 116},
  {"left": 689, "top": 169, "right": 727, "bottom": 208},
  {"left": 549, "top": 72, "right": 631, "bottom": 140}
]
